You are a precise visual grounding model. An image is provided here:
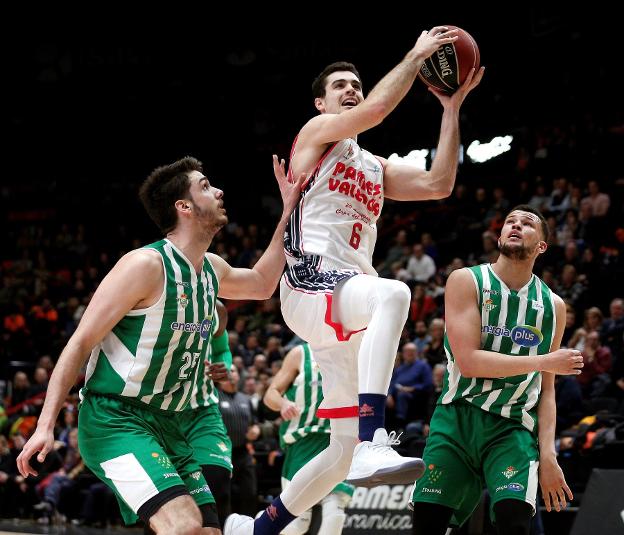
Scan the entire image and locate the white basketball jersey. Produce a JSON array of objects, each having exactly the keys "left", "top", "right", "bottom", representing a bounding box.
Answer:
[{"left": 285, "top": 138, "right": 384, "bottom": 275}]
